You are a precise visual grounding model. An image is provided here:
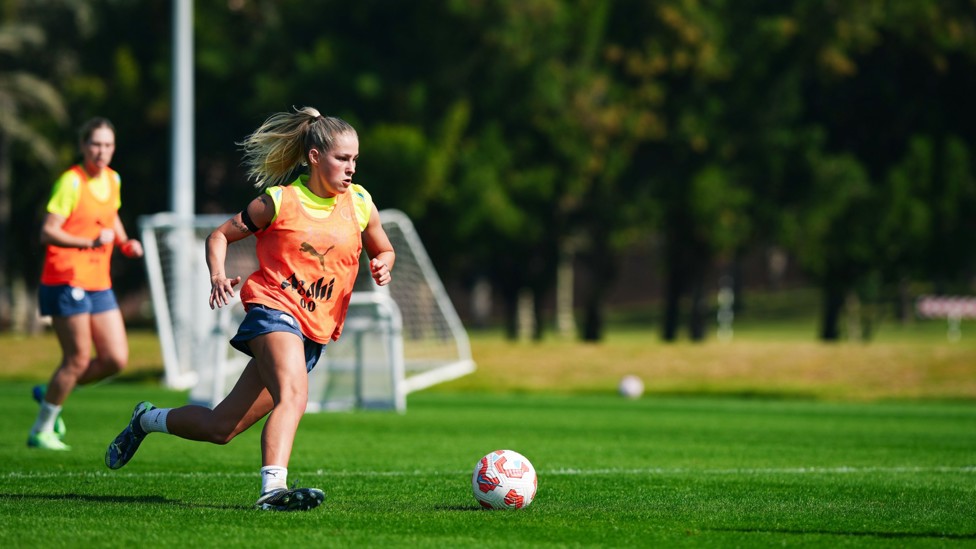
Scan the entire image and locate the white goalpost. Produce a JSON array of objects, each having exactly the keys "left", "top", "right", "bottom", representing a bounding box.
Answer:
[{"left": 139, "top": 209, "right": 475, "bottom": 412}]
